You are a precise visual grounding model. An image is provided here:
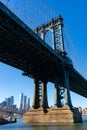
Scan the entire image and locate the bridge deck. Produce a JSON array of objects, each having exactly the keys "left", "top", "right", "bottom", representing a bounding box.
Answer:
[{"left": 0, "top": 2, "right": 87, "bottom": 98}]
